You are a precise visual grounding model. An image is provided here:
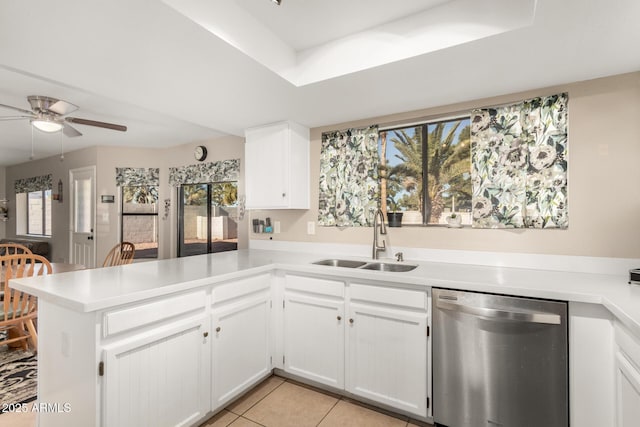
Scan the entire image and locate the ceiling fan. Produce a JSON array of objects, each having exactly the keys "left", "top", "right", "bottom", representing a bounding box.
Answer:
[{"left": 0, "top": 95, "right": 127, "bottom": 137}]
